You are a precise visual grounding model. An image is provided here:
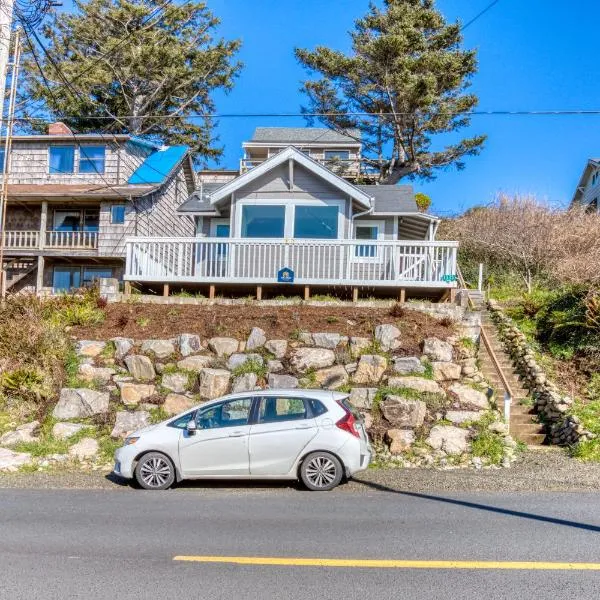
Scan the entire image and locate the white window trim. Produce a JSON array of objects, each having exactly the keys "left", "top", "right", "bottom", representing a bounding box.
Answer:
[
  {"left": 352, "top": 219, "right": 385, "bottom": 263},
  {"left": 234, "top": 198, "right": 345, "bottom": 240}
]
